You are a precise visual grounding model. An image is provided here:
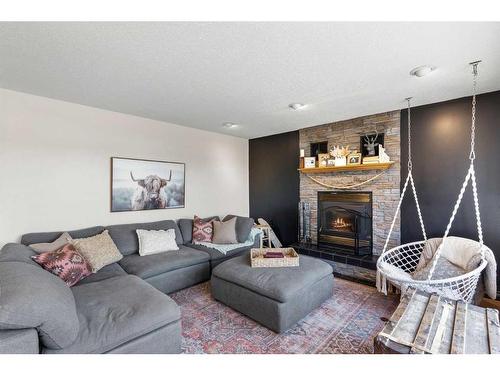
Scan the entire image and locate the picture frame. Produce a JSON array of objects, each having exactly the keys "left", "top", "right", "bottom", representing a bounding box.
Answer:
[
  {"left": 327, "top": 158, "right": 336, "bottom": 166},
  {"left": 304, "top": 157, "right": 316, "bottom": 169},
  {"left": 318, "top": 153, "right": 330, "bottom": 168},
  {"left": 111, "top": 157, "right": 185, "bottom": 212},
  {"left": 360, "top": 133, "right": 385, "bottom": 157},
  {"left": 310, "top": 141, "right": 328, "bottom": 160},
  {"left": 347, "top": 153, "right": 362, "bottom": 165}
]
